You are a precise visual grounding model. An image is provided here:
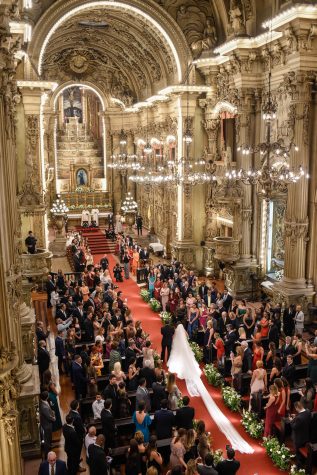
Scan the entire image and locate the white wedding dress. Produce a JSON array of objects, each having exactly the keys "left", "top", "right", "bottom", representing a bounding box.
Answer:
[{"left": 167, "top": 324, "right": 254, "bottom": 454}]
